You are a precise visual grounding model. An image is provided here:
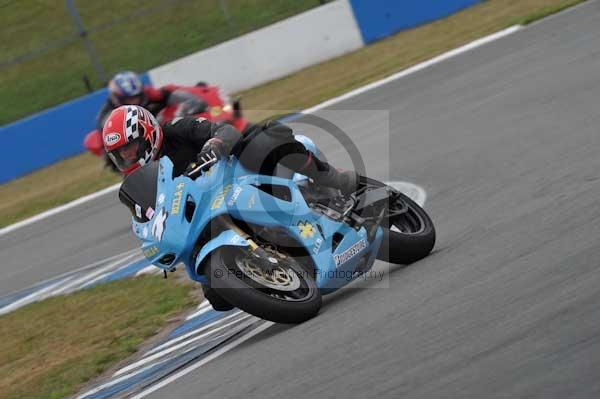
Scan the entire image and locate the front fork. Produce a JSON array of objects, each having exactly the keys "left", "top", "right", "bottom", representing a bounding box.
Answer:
[{"left": 215, "top": 216, "right": 280, "bottom": 272}]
